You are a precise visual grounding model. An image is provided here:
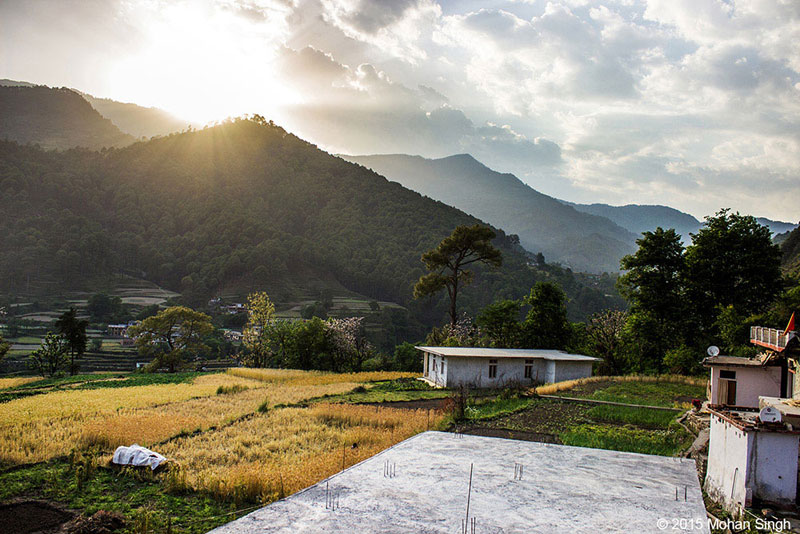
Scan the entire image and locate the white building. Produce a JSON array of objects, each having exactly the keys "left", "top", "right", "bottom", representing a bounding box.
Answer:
[
  {"left": 416, "top": 346, "right": 599, "bottom": 388},
  {"left": 703, "top": 355, "right": 784, "bottom": 408},
  {"left": 705, "top": 407, "right": 799, "bottom": 515}
]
